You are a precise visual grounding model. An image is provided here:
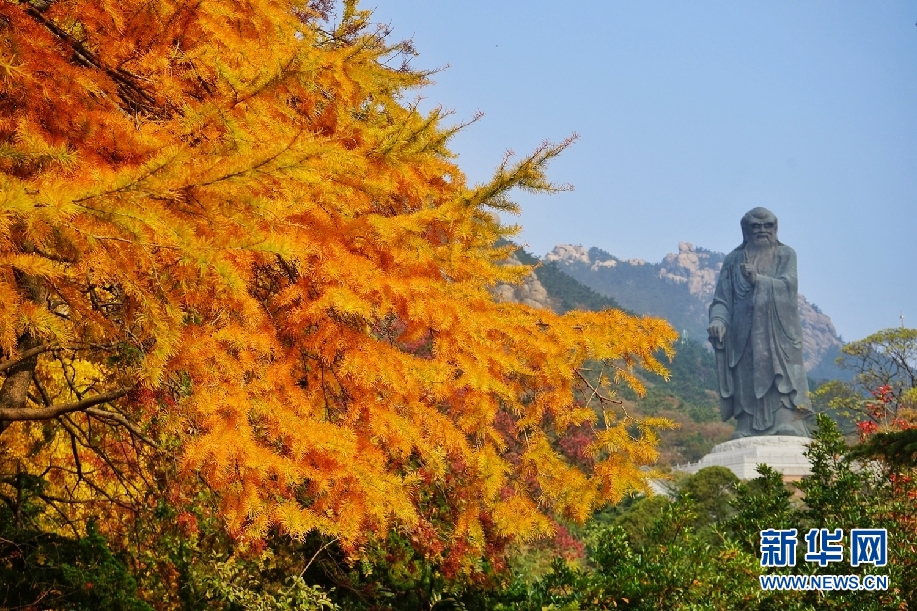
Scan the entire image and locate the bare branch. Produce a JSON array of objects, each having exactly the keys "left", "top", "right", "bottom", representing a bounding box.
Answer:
[
  {"left": 0, "top": 388, "right": 132, "bottom": 422},
  {"left": 0, "top": 343, "right": 58, "bottom": 373},
  {"left": 85, "top": 407, "right": 158, "bottom": 448},
  {"left": 0, "top": 342, "right": 118, "bottom": 373},
  {"left": 575, "top": 369, "right": 622, "bottom": 406}
]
